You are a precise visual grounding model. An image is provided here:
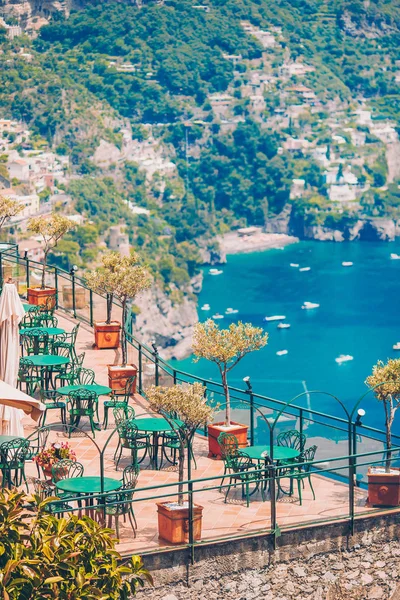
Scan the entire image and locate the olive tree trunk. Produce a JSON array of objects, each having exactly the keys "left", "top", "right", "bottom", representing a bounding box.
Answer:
[
  {"left": 41, "top": 251, "right": 48, "bottom": 289},
  {"left": 221, "top": 369, "right": 231, "bottom": 427},
  {"left": 121, "top": 298, "right": 128, "bottom": 366},
  {"left": 384, "top": 398, "right": 394, "bottom": 473},
  {"left": 178, "top": 445, "right": 185, "bottom": 505}
]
